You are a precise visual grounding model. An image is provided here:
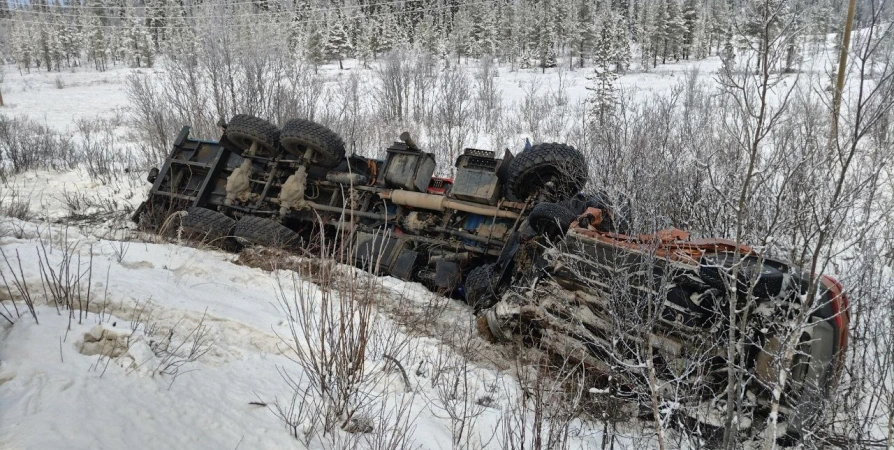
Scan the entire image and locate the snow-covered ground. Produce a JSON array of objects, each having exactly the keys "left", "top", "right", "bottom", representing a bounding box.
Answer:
[{"left": 0, "top": 221, "right": 522, "bottom": 449}]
